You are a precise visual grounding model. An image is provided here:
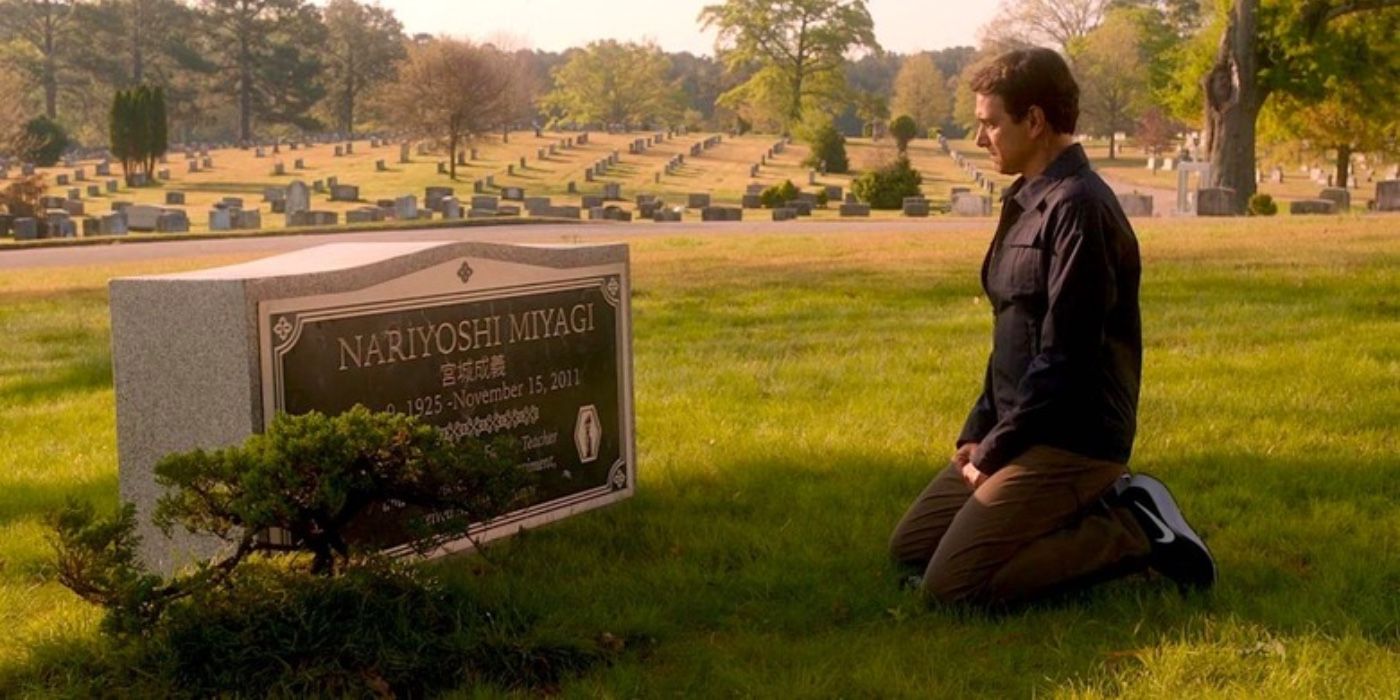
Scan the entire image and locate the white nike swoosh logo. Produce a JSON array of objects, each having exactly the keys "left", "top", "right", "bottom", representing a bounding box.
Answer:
[{"left": 1134, "top": 502, "right": 1176, "bottom": 544}]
